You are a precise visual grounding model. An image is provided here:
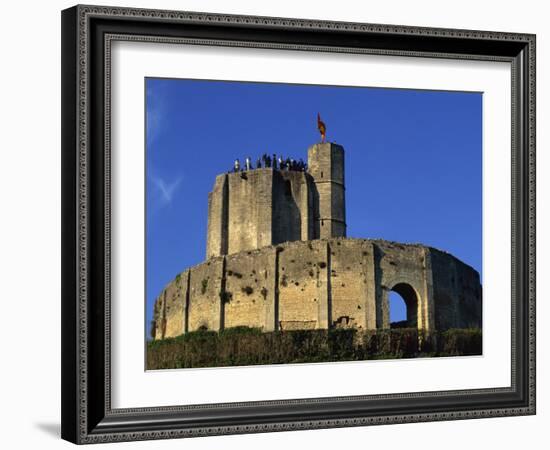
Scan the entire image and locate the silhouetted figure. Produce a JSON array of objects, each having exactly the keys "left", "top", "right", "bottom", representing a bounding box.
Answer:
[
  {"left": 256, "top": 158, "right": 262, "bottom": 169},
  {"left": 266, "top": 155, "right": 272, "bottom": 168},
  {"left": 273, "top": 154, "right": 278, "bottom": 169},
  {"left": 285, "top": 157, "right": 291, "bottom": 170}
]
